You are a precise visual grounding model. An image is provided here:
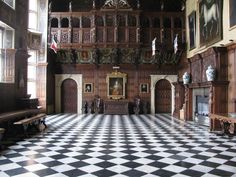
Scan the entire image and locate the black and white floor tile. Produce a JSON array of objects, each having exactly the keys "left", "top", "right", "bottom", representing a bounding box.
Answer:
[{"left": 0, "top": 114, "right": 236, "bottom": 177}]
